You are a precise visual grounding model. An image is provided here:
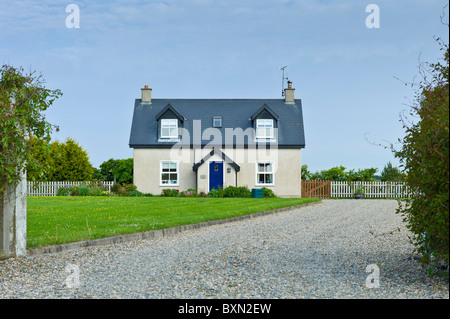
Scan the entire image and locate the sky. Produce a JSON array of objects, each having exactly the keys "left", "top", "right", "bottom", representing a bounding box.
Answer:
[{"left": 1, "top": 0, "right": 449, "bottom": 174}]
